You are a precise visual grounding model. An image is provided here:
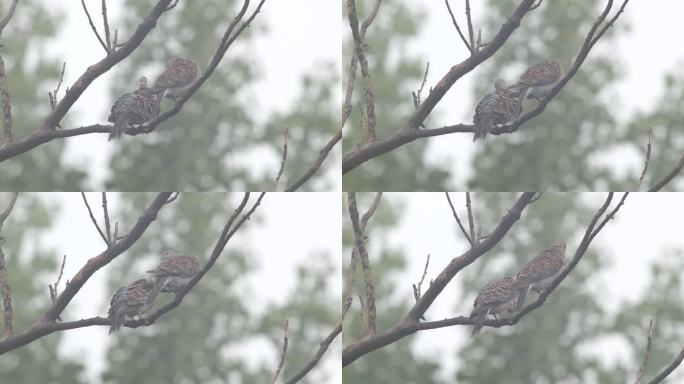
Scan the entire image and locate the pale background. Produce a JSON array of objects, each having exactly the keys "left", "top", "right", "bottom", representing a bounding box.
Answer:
[
  {"left": 370, "top": 192, "right": 684, "bottom": 381},
  {"left": 42, "top": 0, "right": 341, "bottom": 189},
  {"left": 399, "top": 1, "right": 684, "bottom": 186},
  {"left": 27, "top": 192, "right": 342, "bottom": 383}
]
